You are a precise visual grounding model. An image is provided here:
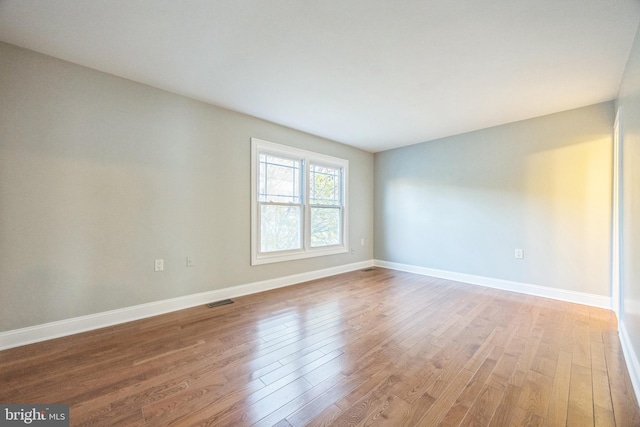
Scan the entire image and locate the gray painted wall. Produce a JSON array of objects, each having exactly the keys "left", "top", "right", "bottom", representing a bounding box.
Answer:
[
  {"left": 617, "top": 24, "right": 640, "bottom": 362},
  {"left": 0, "top": 42, "right": 374, "bottom": 332},
  {"left": 375, "top": 102, "right": 614, "bottom": 296}
]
